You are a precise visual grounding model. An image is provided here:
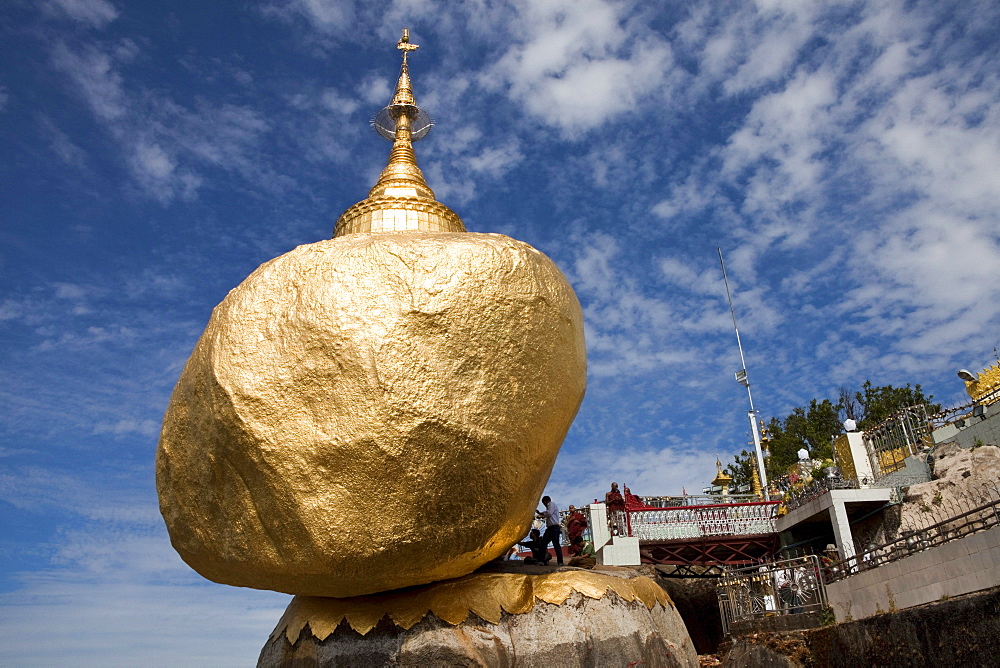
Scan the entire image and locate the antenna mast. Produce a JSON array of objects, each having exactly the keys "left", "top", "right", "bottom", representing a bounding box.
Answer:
[{"left": 718, "top": 248, "right": 769, "bottom": 498}]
